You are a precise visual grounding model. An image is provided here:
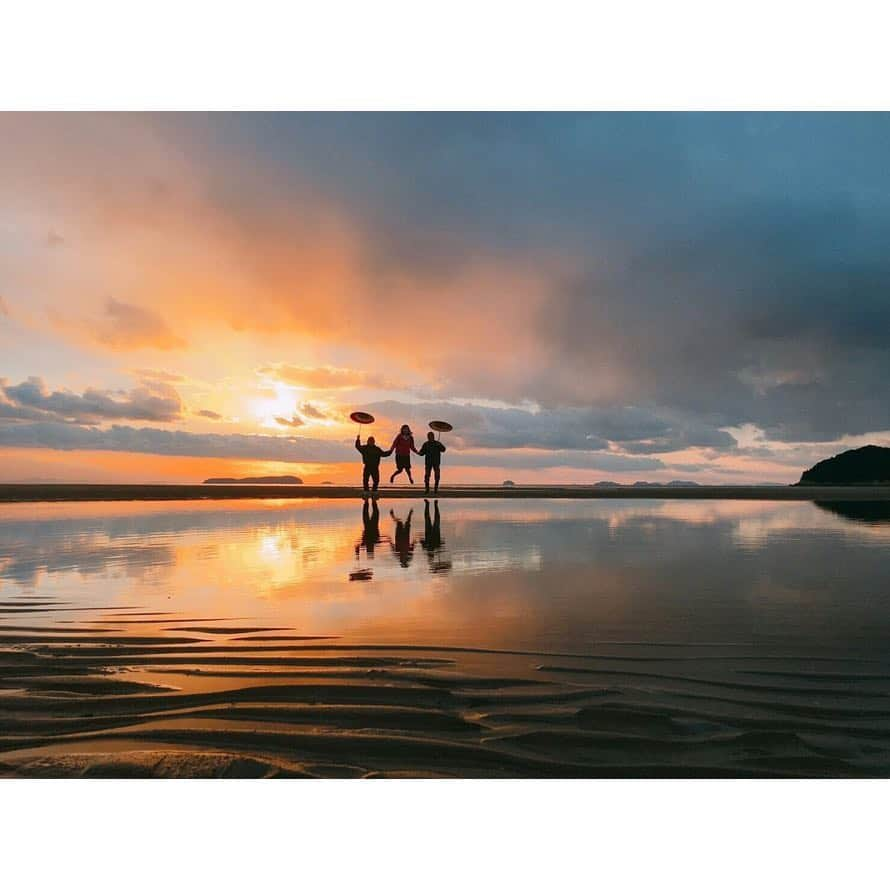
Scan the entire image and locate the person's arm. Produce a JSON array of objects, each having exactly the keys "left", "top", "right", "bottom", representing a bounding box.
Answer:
[
  {"left": 439, "top": 442, "right": 446, "bottom": 453},
  {"left": 355, "top": 435, "right": 362, "bottom": 452},
  {"left": 410, "top": 436, "right": 420, "bottom": 455},
  {"left": 381, "top": 446, "right": 393, "bottom": 457},
  {"left": 418, "top": 442, "right": 428, "bottom": 457}
]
